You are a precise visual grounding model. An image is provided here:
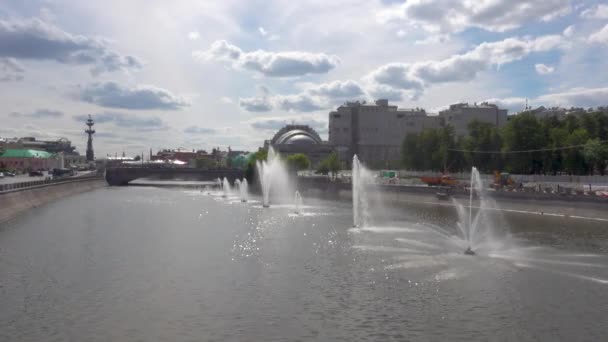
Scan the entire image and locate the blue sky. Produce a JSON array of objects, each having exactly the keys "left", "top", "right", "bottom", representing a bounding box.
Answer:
[{"left": 1, "top": 0, "right": 608, "bottom": 156}]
